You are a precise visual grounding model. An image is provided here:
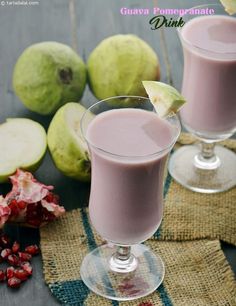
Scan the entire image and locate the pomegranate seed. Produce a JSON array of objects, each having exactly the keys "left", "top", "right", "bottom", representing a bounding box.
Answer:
[
  {"left": 0, "top": 270, "right": 6, "bottom": 281},
  {"left": 53, "top": 194, "right": 60, "bottom": 204},
  {"left": 42, "top": 208, "right": 55, "bottom": 222},
  {"left": 8, "top": 200, "right": 20, "bottom": 216},
  {"left": 17, "top": 201, "right": 27, "bottom": 209},
  {"left": 7, "top": 277, "right": 21, "bottom": 288},
  {"left": 12, "top": 241, "right": 20, "bottom": 253},
  {"left": 44, "top": 193, "right": 54, "bottom": 202},
  {"left": 25, "top": 245, "right": 39, "bottom": 255},
  {"left": 0, "top": 234, "right": 10, "bottom": 246},
  {"left": 18, "top": 252, "right": 32, "bottom": 261},
  {"left": 21, "top": 262, "right": 33, "bottom": 275},
  {"left": 9, "top": 199, "right": 17, "bottom": 206},
  {"left": 6, "top": 267, "right": 15, "bottom": 279},
  {"left": 1, "top": 248, "right": 12, "bottom": 259},
  {"left": 8, "top": 254, "right": 20, "bottom": 266},
  {"left": 14, "top": 269, "right": 28, "bottom": 281}
]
